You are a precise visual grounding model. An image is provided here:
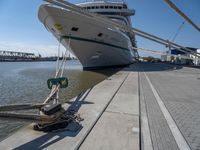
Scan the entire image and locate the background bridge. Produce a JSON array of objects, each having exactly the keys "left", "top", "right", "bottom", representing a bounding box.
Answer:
[{"left": 0, "top": 50, "right": 37, "bottom": 61}]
